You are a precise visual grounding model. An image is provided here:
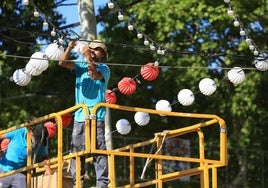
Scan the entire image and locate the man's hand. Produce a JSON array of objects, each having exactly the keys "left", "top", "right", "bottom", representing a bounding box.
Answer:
[
  {"left": 82, "top": 46, "right": 95, "bottom": 62},
  {"left": 44, "top": 164, "right": 54, "bottom": 175}
]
